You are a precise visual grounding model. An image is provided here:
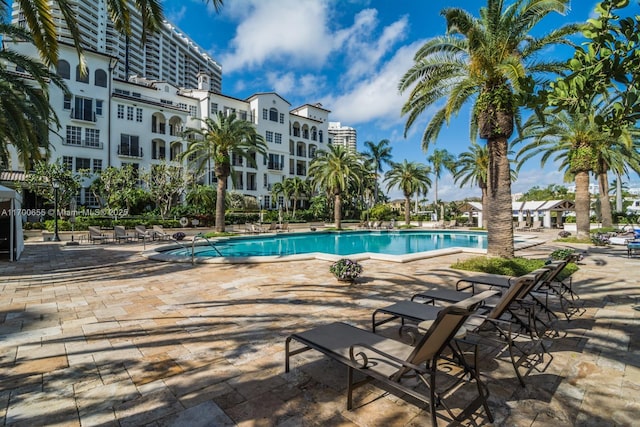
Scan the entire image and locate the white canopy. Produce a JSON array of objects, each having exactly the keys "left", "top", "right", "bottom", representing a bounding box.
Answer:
[{"left": 0, "top": 184, "right": 24, "bottom": 261}]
